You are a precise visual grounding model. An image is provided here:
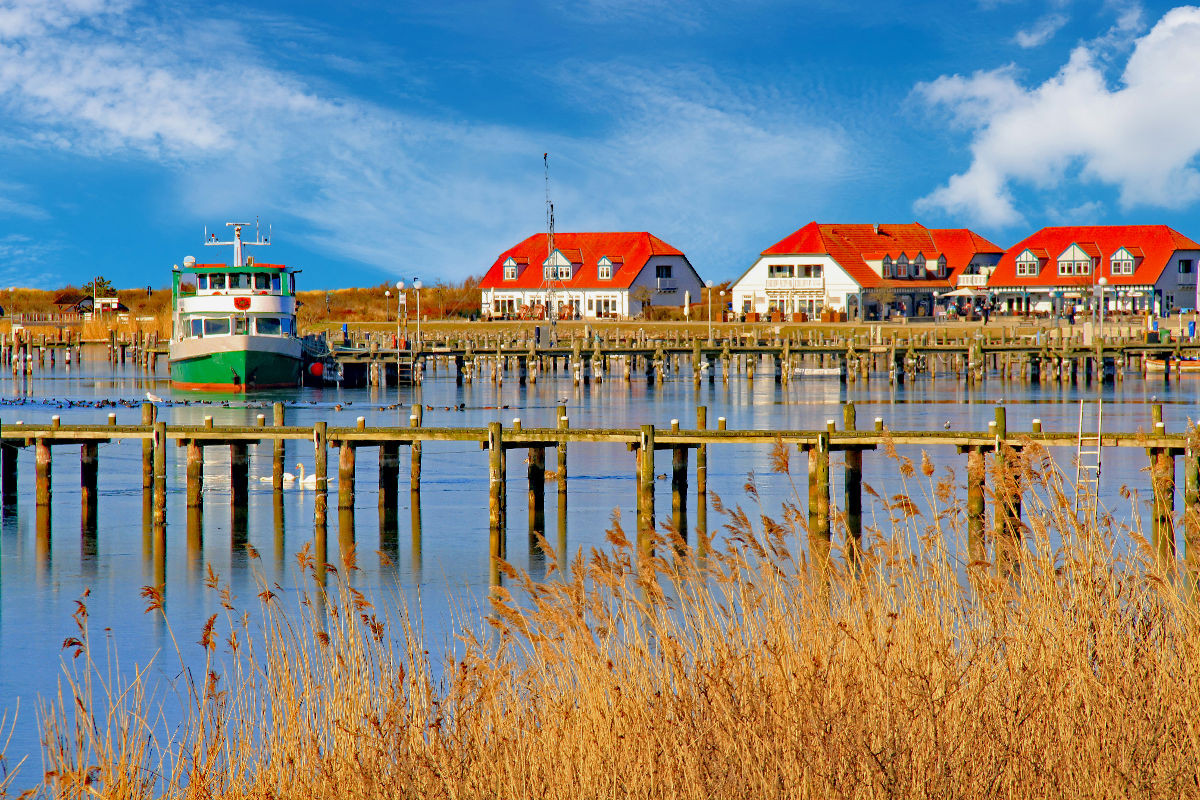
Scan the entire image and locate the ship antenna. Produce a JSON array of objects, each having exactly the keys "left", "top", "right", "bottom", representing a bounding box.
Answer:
[{"left": 544, "top": 152, "right": 557, "bottom": 329}]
